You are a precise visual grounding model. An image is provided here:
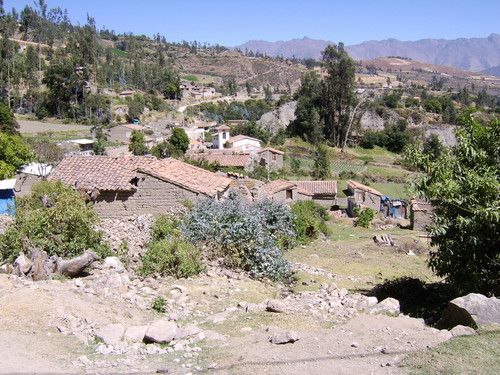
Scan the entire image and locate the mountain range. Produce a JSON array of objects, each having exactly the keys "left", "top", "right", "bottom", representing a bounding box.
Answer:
[{"left": 235, "top": 34, "right": 500, "bottom": 75}]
